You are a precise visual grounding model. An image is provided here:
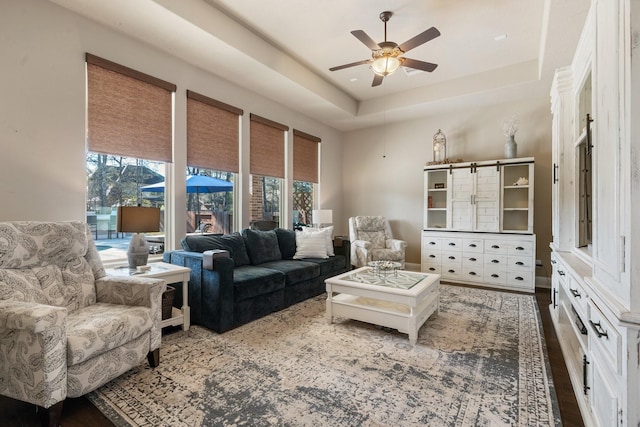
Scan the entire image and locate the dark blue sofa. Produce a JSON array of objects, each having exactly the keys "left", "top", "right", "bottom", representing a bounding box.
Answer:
[{"left": 163, "top": 228, "right": 350, "bottom": 333}]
